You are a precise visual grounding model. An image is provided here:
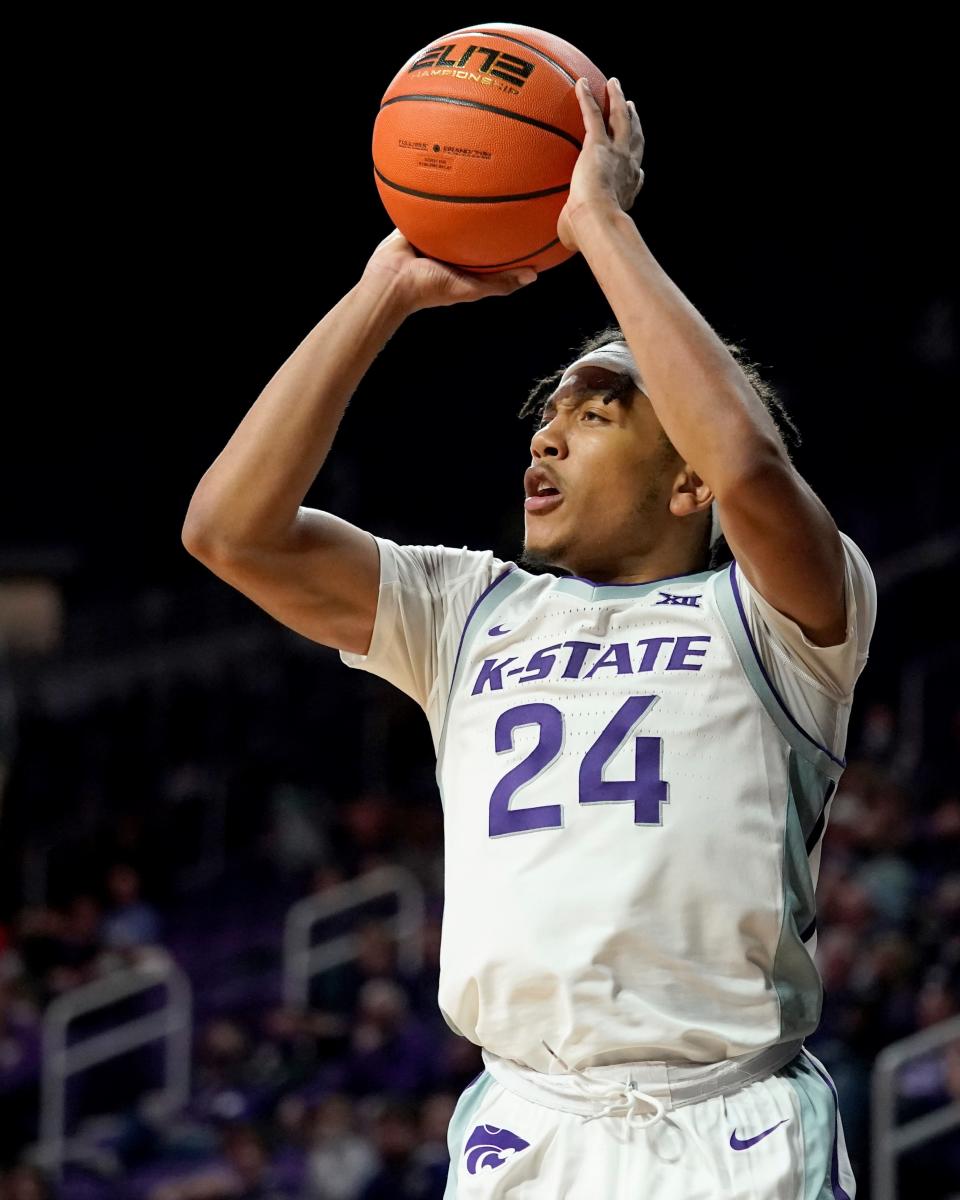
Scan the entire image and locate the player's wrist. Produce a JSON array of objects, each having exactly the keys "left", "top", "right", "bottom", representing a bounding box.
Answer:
[
  {"left": 568, "top": 198, "right": 633, "bottom": 240},
  {"left": 353, "top": 267, "right": 419, "bottom": 322}
]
